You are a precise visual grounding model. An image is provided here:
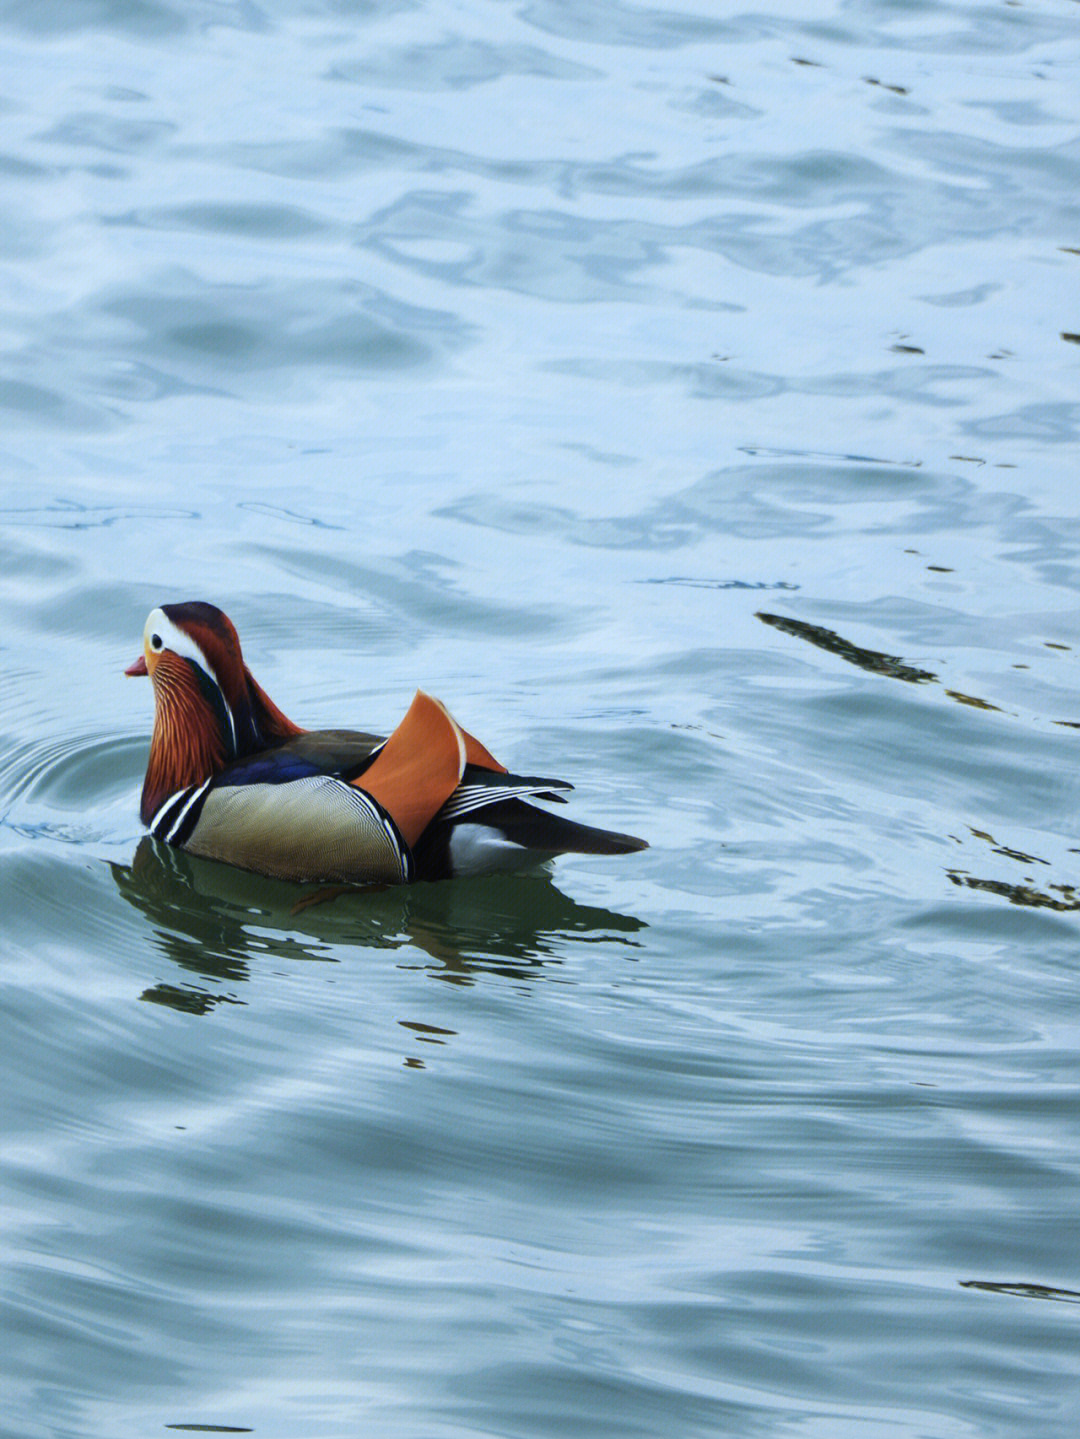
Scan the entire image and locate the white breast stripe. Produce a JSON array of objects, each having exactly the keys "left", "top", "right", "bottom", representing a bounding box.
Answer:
[
  {"left": 163, "top": 777, "right": 213, "bottom": 843},
  {"left": 150, "top": 786, "right": 190, "bottom": 837},
  {"left": 149, "top": 778, "right": 213, "bottom": 843}
]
